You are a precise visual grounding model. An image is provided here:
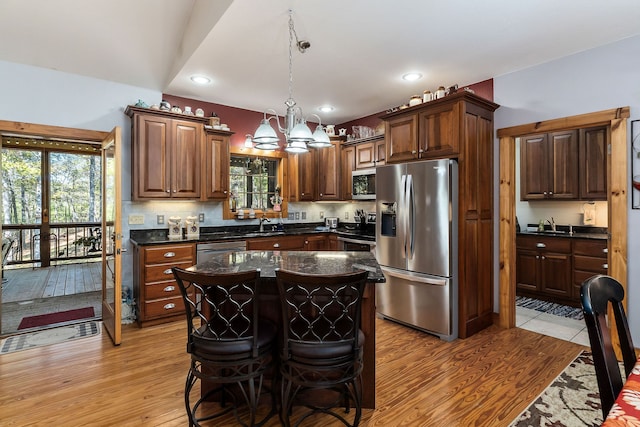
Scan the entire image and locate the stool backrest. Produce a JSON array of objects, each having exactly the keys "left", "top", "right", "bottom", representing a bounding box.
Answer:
[
  {"left": 581, "top": 274, "right": 637, "bottom": 418},
  {"left": 276, "top": 269, "right": 368, "bottom": 353},
  {"left": 172, "top": 267, "right": 262, "bottom": 355}
]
